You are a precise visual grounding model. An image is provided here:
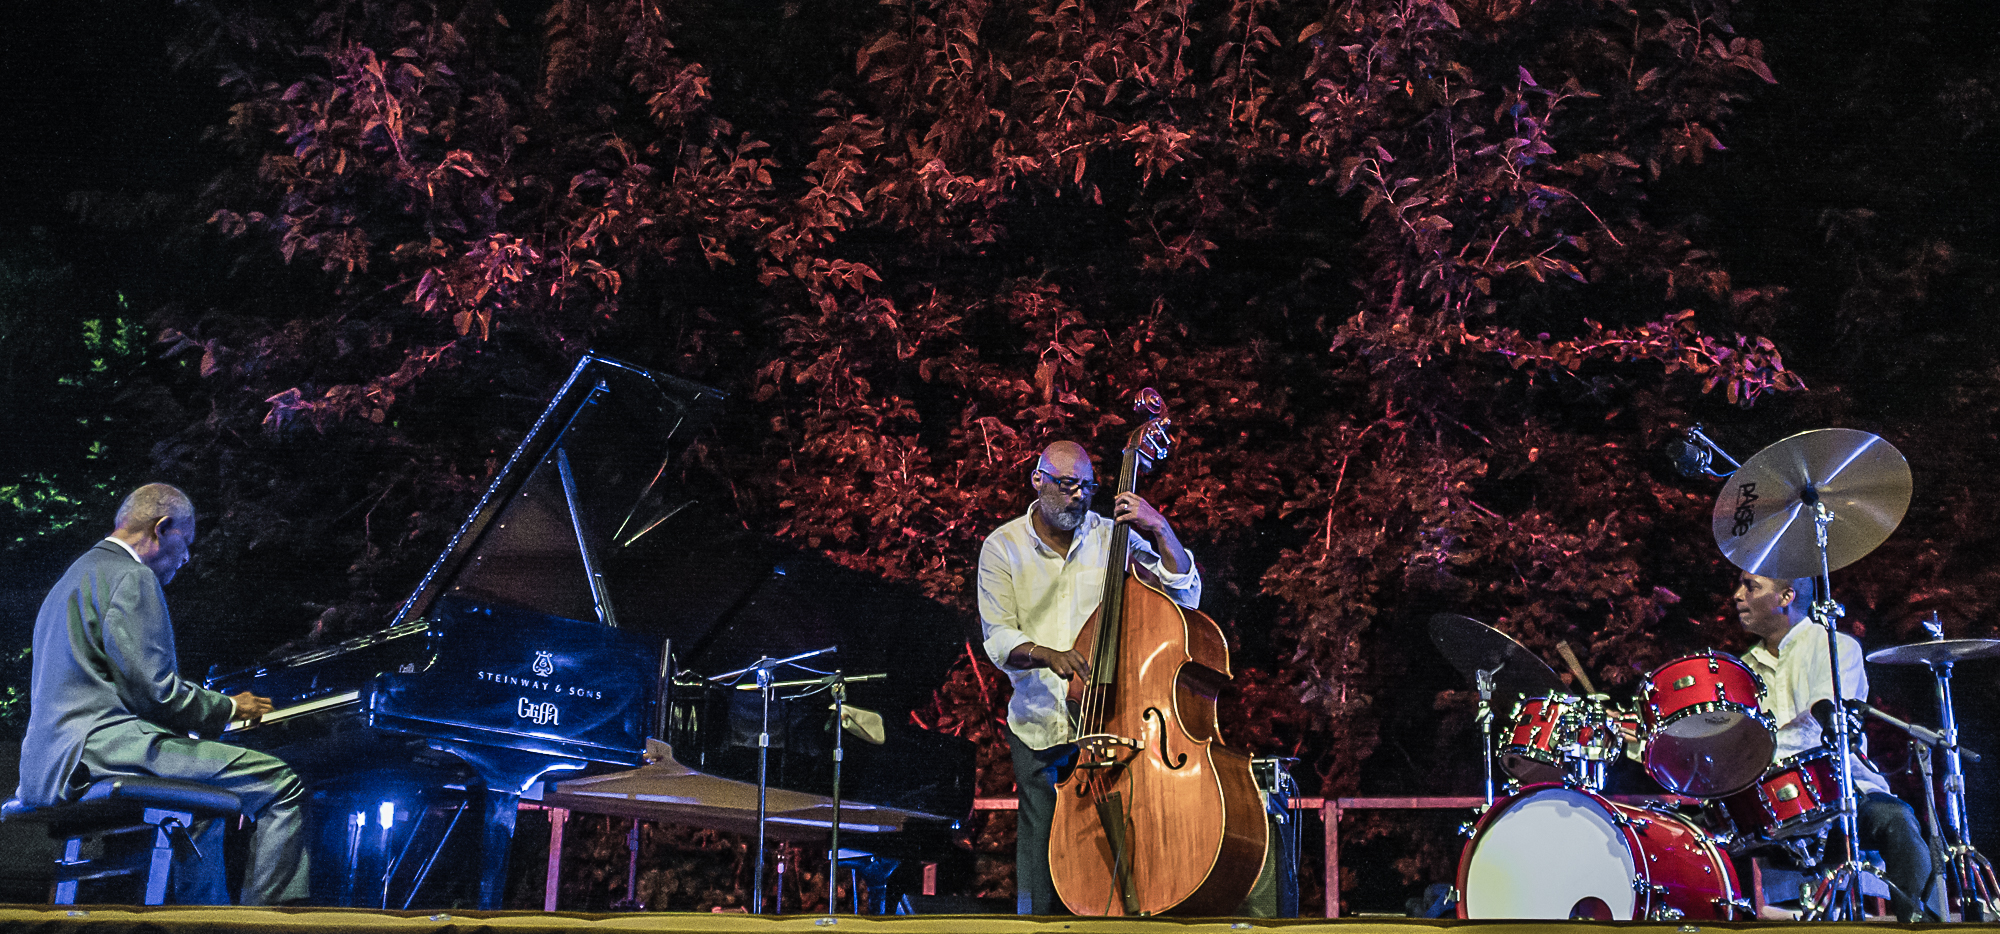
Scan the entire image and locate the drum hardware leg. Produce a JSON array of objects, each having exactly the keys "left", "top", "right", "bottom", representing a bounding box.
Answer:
[
  {"left": 1805, "top": 835, "right": 1882, "bottom": 917},
  {"left": 1632, "top": 880, "right": 1684, "bottom": 921},
  {"left": 1944, "top": 844, "right": 2000, "bottom": 919},
  {"left": 1921, "top": 655, "right": 2000, "bottom": 920},
  {"left": 1474, "top": 668, "right": 1497, "bottom": 808},
  {"left": 1801, "top": 857, "right": 1887, "bottom": 921}
]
